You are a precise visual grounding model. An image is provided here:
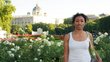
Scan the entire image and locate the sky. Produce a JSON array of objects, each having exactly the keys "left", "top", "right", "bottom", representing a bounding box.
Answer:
[{"left": 11, "top": 0, "right": 110, "bottom": 18}]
